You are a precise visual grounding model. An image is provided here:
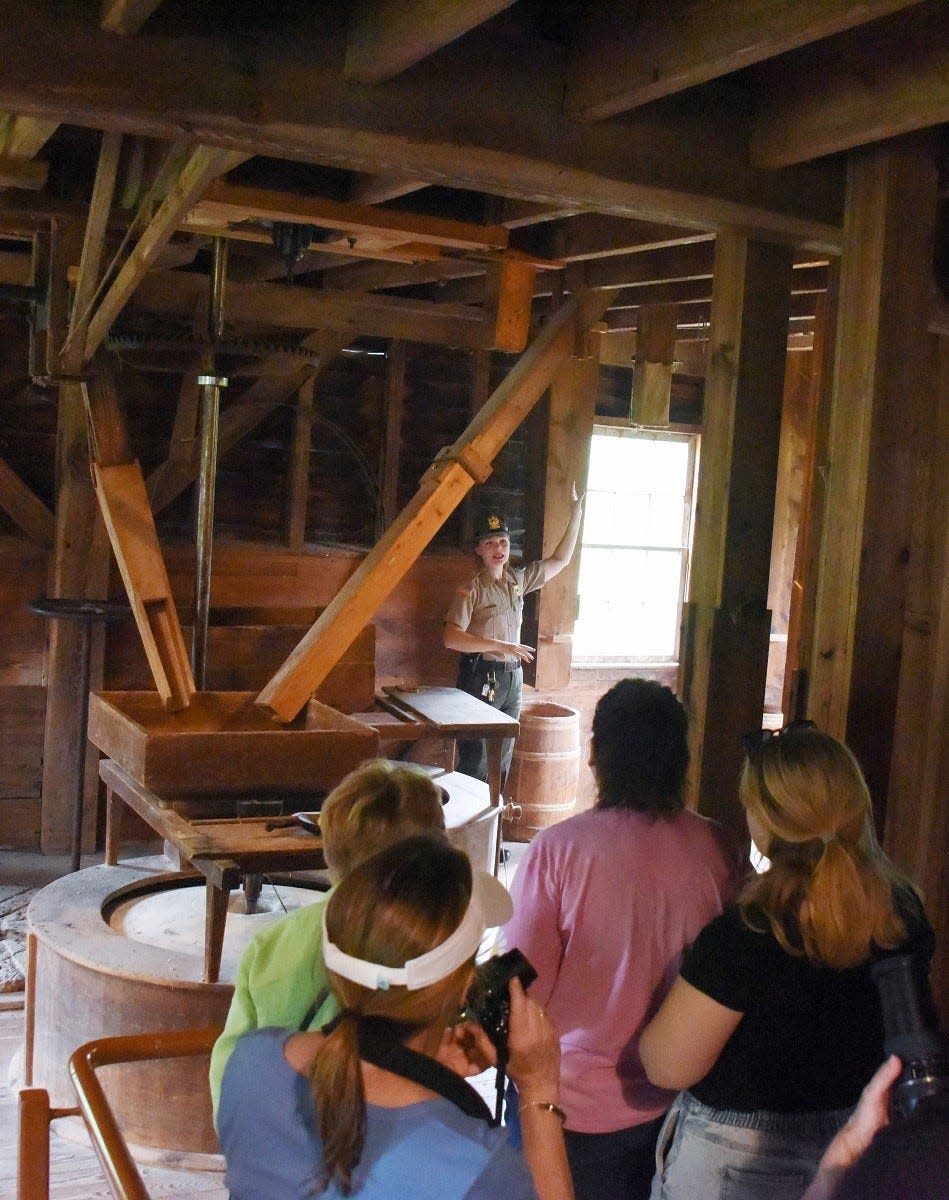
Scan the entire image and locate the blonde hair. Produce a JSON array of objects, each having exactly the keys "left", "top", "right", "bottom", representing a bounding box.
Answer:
[
  {"left": 318, "top": 759, "right": 446, "bottom": 881},
  {"left": 739, "top": 727, "right": 911, "bottom": 969},
  {"left": 309, "top": 836, "right": 473, "bottom": 1194}
]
